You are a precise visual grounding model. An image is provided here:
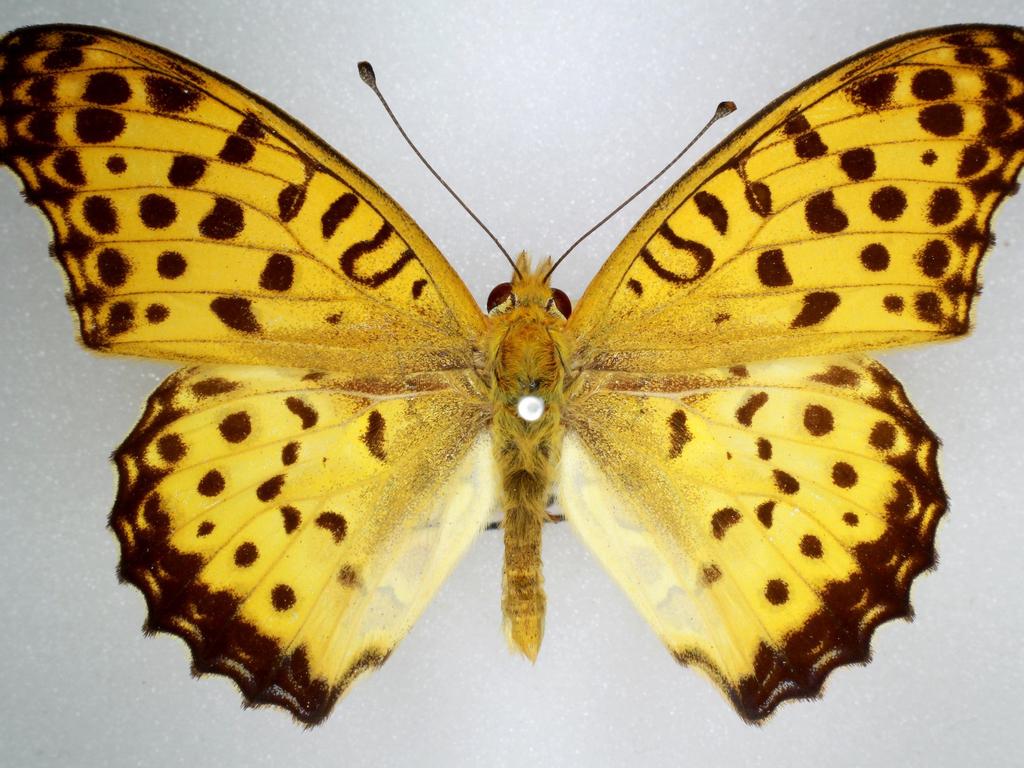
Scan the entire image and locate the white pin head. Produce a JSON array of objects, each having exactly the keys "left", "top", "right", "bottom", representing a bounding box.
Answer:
[{"left": 517, "top": 395, "right": 545, "bottom": 422}]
